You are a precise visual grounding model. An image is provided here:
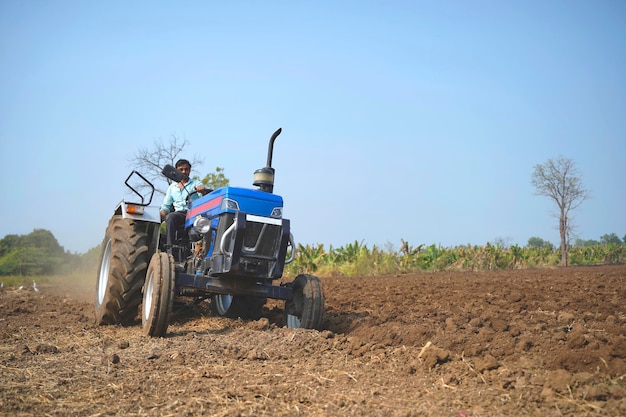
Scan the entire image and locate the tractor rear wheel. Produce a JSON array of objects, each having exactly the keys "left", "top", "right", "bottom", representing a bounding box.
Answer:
[
  {"left": 95, "top": 216, "right": 150, "bottom": 325},
  {"left": 211, "top": 294, "right": 267, "bottom": 319},
  {"left": 284, "top": 274, "right": 324, "bottom": 329},
  {"left": 142, "top": 252, "right": 175, "bottom": 337}
]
